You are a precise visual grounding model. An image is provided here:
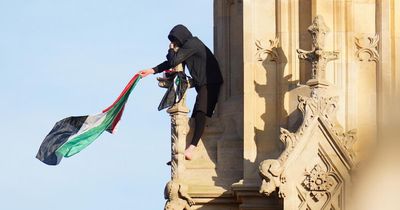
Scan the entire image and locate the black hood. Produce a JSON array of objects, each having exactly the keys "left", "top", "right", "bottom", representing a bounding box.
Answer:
[{"left": 168, "top": 24, "right": 193, "bottom": 46}]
